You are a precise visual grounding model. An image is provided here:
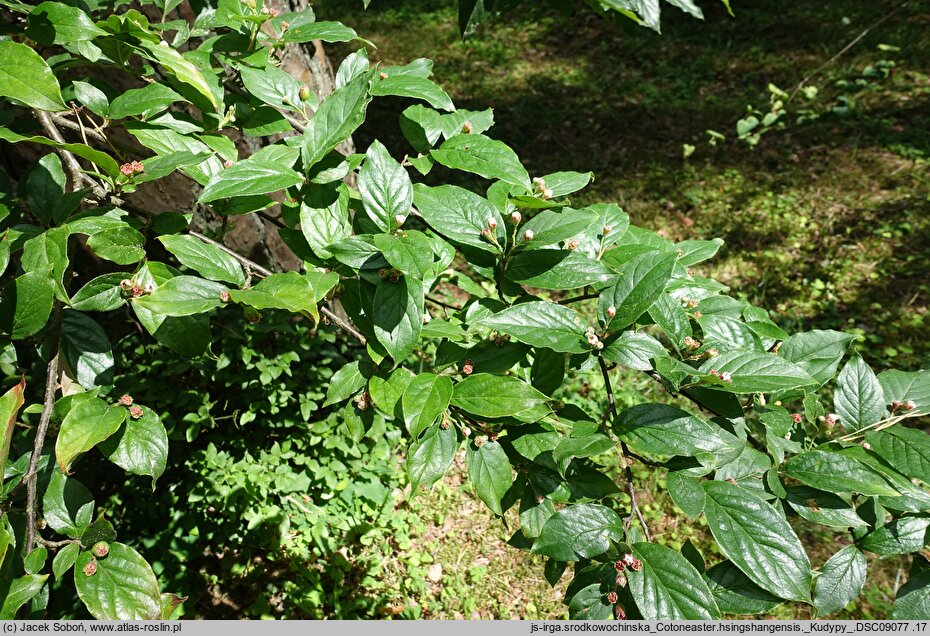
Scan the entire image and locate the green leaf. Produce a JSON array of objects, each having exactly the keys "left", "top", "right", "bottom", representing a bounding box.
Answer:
[
  {"left": 109, "top": 83, "right": 187, "bottom": 119},
  {"left": 667, "top": 471, "right": 705, "bottom": 518},
  {"left": 778, "top": 329, "right": 858, "bottom": 385},
  {"left": 452, "top": 373, "right": 549, "bottom": 419},
  {"left": 649, "top": 292, "right": 692, "bottom": 348},
  {"left": 507, "top": 250, "right": 616, "bottom": 291},
  {"left": 80, "top": 515, "right": 116, "bottom": 546},
  {"left": 406, "top": 423, "right": 457, "bottom": 492},
  {"left": 0, "top": 377, "right": 25, "bottom": 491},
  {"left": 703, "top": 480, "right": 812, "bottom": 601},
  {"left": 371, "top": 74, "right": 454, "bottom": 112},
  {"left": 27, "top": 2, "right": 105, "bottom": 44},
  {"left": 374, "top": 231, "right": 433, "bottom": 279},
  {"left": 301, "top": 73, "right": 372, "bottom": 168},
  {"left": 784, "top": 486, "right": 868, "bottom": 529},
  {"left": 879, "top": 370, "right": 930, "bottom": 413},
  {"left": 42, "top": 470, "right": 94, "bottom": 538},
  {"left": 368, "top": 368, "right": 415, "bottom": 416},
  {"left": 72, "top": 81, "right": 109, "bottom": 118},
  {"left": 478, "top": 302, "right": 589, "bottom": 354},
  {"left": 628, "top": 542, "right": 720, "bottom": 619},
  {"left": 567, "top": 583, "right": 613, "bottom": 620},
  {"left": 413, "top": 184, "right": 504, "bottom": 253},
  {"left": 402, "top": 373, "right": 453, "bottom": 438},
  {"left": 551, "top": 423, "right": 615, "bottom": 475},
  {"left": 75, "top": 543, "right": 161, "bottom": 620},
  {"left": 867, "top": 427, "right": 930, "bottom": 485},
  {"left": 520, "top": 486, "right": 555, "bottom": 538},
  {"left": 783, "top": 450, "right": 899, "bottom": 497},
  {"left": 697, "top": 350, "right": 816, "bottom": 393},
  {"left": 199, "top": 158, "right": 303, "bottom": 203},
  {"left": 813, "top": 546, "right": 867, "bottom": 617},
  {"left": 98, "top": 405, "right": 168, "bottom": 485},
  {"left": 324, "top": 361, "right": 369, "bottom": 407},
  {"left": 53, "top": 543, "right": 81, "bottom": 580},
  {"left": 0, "top": 40, "right": 67, "bottom": 111},
  {"left": 599, "top": 251, "right": 675, "bottom": 330},
  {"left": 56, "top": 397, "right": 126, "bottom": 472},
  {"left": 531, "top": 504, "right": 623, "bottom": 562},
  {"left": 466, "top": 440, "right": 511, "bottom": 515},
  {"left": 860, "top": 517, "right": 930, "bottom": 556},
  {"left": 7, "top": 270, "right": 54, "bottom": 339},
  {"left": 675, "top": 238, "right": 723, "bottom": 266},
  {"left": 281, "top": 20, "right": 365, "bottom": 44},
  {"left": 0, "top": 574, "right": 49, "bottom": 619},
  {"left": 229, "top": 272, "right": 319, "bottom": 321},
  {"left": 158, "top": 235, "right": 245, "bottom": 286},
  {"left": 60, "top": 311, "right": 114, "bottom": 389},
  {"left": 517, "top": 208, "right": 599, "bottom": 249},
  {"left": 834, "top": 355, "right": 887, "bottom": 431},
  {"left": 893, "top": 557, "right": 930, "bottom": 619},
  {"left": 86, "top": 226, "right": 146, "bottom": 265},
  {"left": 239, "top": 65, "right": 303, "bottom": 112},
  {"left": 613, "top": 403, "right": 739, "bottom": 466},
  {"left": 373, "top": 276, "right": 422, "bottom": 364},
  {"left": 134, "top": 275, "right": 227, "bottom": 317},
  {"left": 531, "top": 348, "right": 565, "bottom": 396},
  {"left": 137, "top": 41, "right": 217, "bottom": 110},
  {"left": 358, "top": 141, "right": 413, "bottom": 232},
  {"left": 70, "top": 274, "right": 126, "bottom": 312},
  {"left": 602, "top": 331, "right": 666, "bottom": 371},
  {"left": 705, "top": 561, "right": 782, "bottom": 615},
  {"left": 0, "top": 128, "right": 120, "bottom": 178},
  {"left": 431, "top": 133, "right": 530, "bottom": 189},
  {"left": 27, "top": 154, "right": 66, "bottom": 225}
]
